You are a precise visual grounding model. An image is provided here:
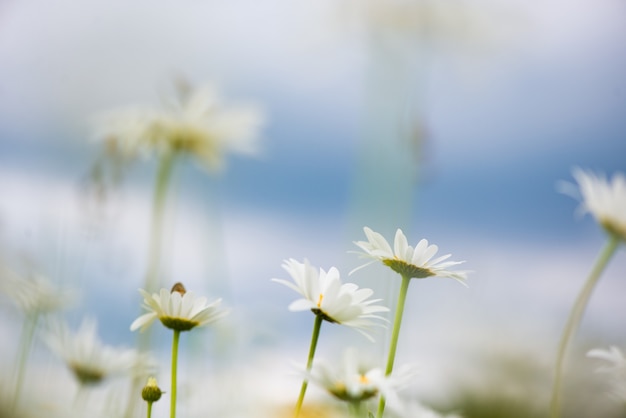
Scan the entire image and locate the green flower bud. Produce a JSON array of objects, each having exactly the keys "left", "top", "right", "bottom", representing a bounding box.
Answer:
[{"left": 142, "top": 377, "right": 163, "bottom": 403}]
